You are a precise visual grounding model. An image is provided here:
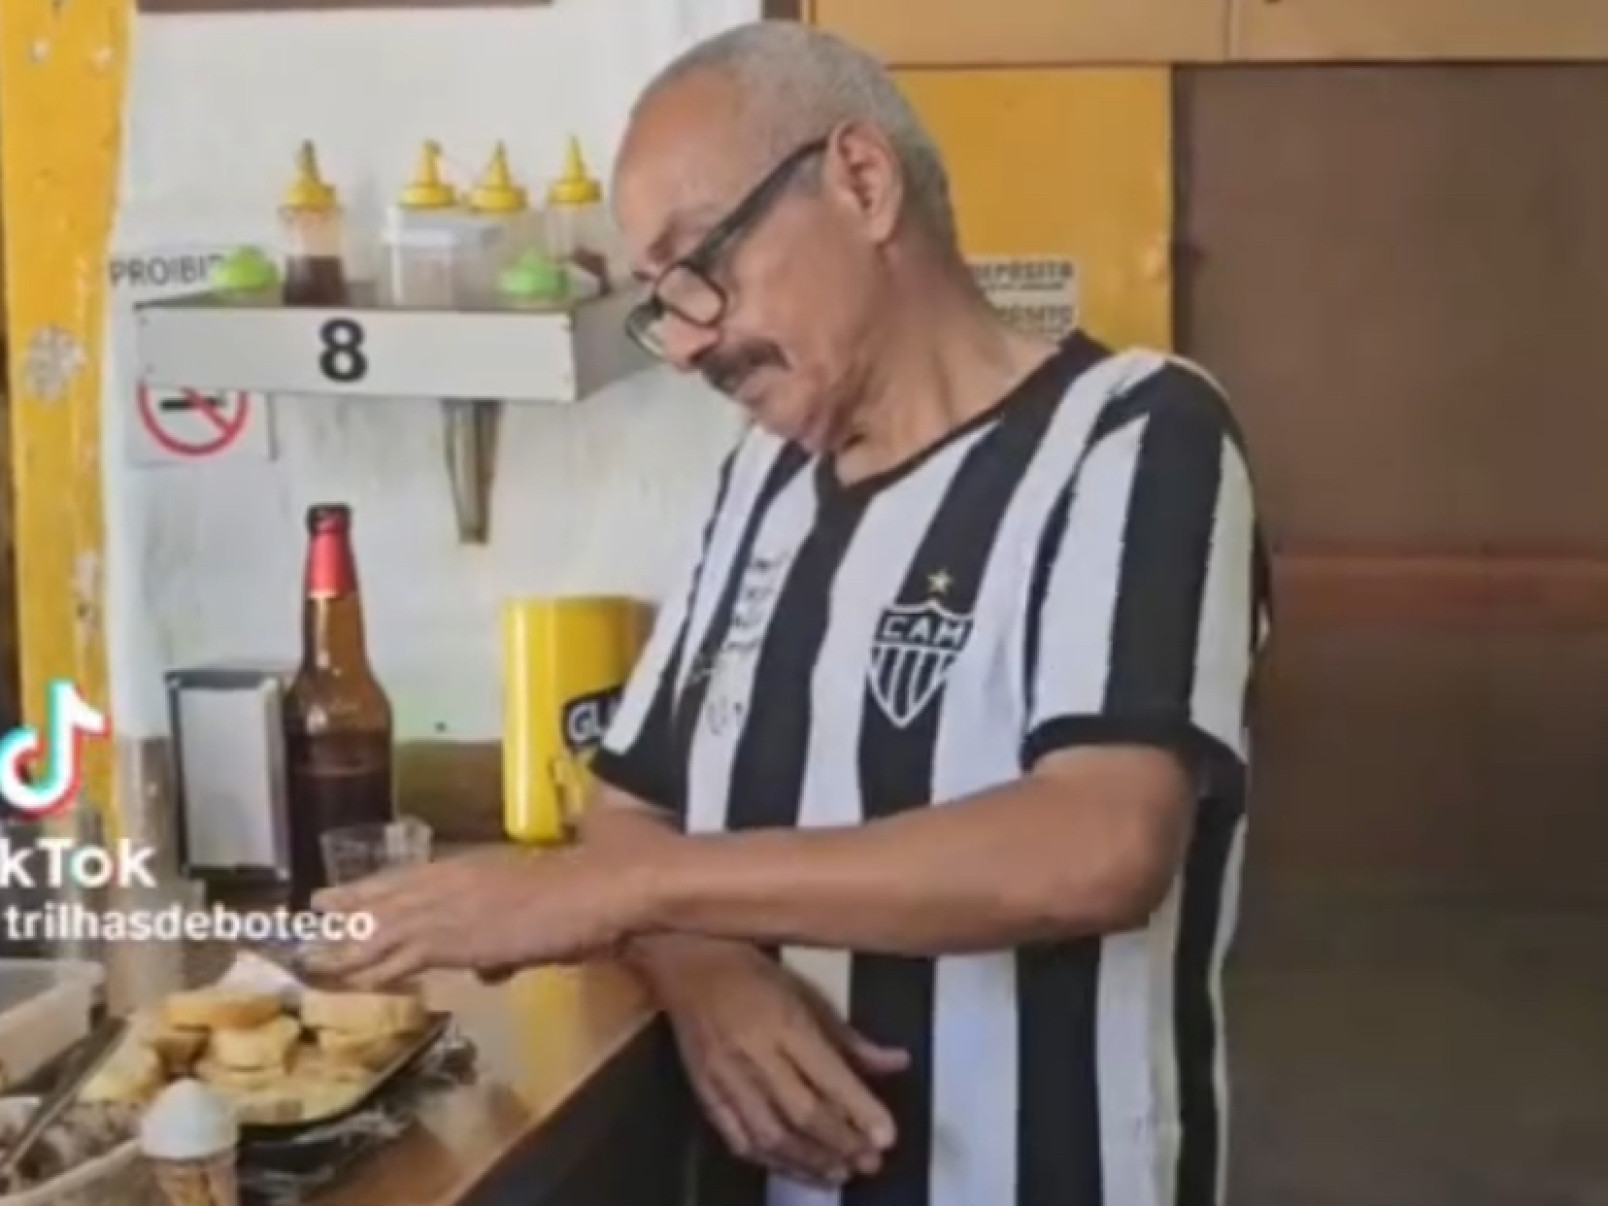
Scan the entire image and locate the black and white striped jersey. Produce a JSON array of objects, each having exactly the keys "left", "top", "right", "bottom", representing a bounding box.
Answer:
[{"left": 594, "top": 331, "right": 1271, "bottom": 1206}]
